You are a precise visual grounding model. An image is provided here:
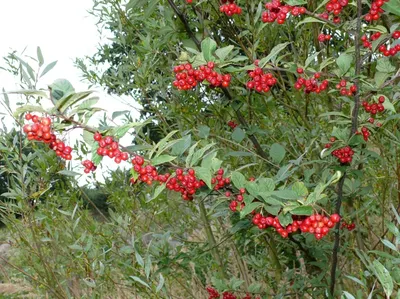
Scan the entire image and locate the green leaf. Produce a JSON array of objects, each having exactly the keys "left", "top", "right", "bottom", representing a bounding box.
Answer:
[
  {"left": 201, "top": 37, "right": 217, "bottom": 61},
  {"left": 226, "top": 151, "right": 254, "bottom": 157},
  {"left": 215, "top": 45, "right": 234, "bottom": 61},
  {"left": 381, "top": 239, "right": 397, "bottom": 251},
  {"left": 343, "top": 291, "right": 356, "bottom": 299},
  {"left": 50, "top": 79, "right": 75, "bottom": 101},
  {"left": 382, "top": 0, "right": 400, "bottom": 17},
  {"left": 135, "top": 251, "right": 144, "bottom": 267},
  {"left": 151, "top": 155, "right": 177, "bottom": 166},
  {"left": 58, "top": 170, "right": 81, "bottom": 177},
  {"left": 13, "top": 105, "right": 46, "bottom": 118},
  {"left": 381, "top": 96, "right": 396, "bottom": 113},
  {"left": 292, "top": 182, "right": 308, "bottom": 197},
  {"left": 198, "top": 125, "right": 210, "bottom": 139},
  {"left": 269, "top": 143, "right": 286, "bottom": 164},
  {"left": 290, "top": 206, "right": 313, "bottom": 216},
  {"left": 374, "top": 72, "right": 391, "bottom": 87},
  {"left": 171, "top": 135, "right": 192, "bottom": 156},
  {"left": 259, "top": 42, "right": 290, "bottom": 67},
  {"left": 189, "top": 143, "right": 215, "bottom": 166},
  {"left": 232, "top": 127, "right": 245, "bottom": 143},
  {"left": 264, "top": 205, "right": 281, "bottom": 215},
  {"left": 150, "top": 184, "right": 166, "bottom": 201},
  {"left": 336, "top": 53, "right": 353, "bottom": 75},
  {"left": 278, "top": 213, "right": 293, "bottom": 226},
  {"left": 272, "top": 189, "right": 300, "bottom": 200},
  {"left": 371, "top": 260, "right": 393, "bottom": 298},
  {"left": 40, "top": 61, "right": 57, "bottom": 77},
  {"left": 56, "top": 91, "right": 93, "bottom": 113},
  {"left": 231, "top": 171, "right": 246, "bottom": 189},
  {"left": 129, "top": 276, "right": 150, "bottom": 288},
  {"left": 193, "top": 166, "right": 212, "bottom": 189},
  {"left": 258, "top": 178, "right": 275, "bottom": 192},
  {"left": 240, "top": 202, "right": 263, "bottom": 218},
  {"left": 295, "top": 17, "right": 325, "bottom": 28},
  {"left": 156, "top": 273, "right": 165, "bottom": 293},
  {"left": 376, "top": 58, "right": 396, "bottom": 73},
  {"left": 37, "top": 47, "right": 44, "bottom": 67}
]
